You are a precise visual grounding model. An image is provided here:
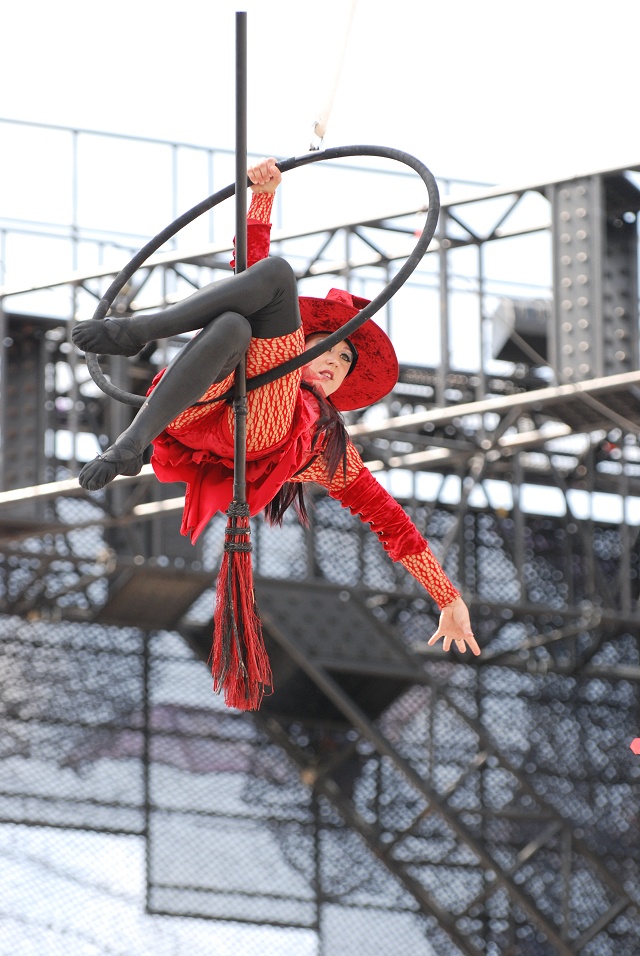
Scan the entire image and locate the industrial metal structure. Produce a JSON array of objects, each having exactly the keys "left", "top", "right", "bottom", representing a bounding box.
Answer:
[{"left": 0, "top": 119, "right": 638, "bottom": 955}]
